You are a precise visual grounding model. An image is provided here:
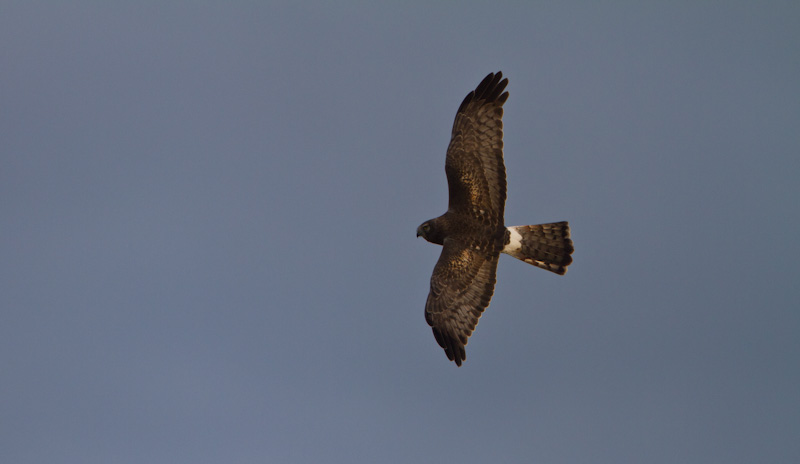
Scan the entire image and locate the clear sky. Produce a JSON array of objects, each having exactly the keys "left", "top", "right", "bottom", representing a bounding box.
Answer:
[{"left": 2, "top": 2, "right": 799, "bottom": 463}]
